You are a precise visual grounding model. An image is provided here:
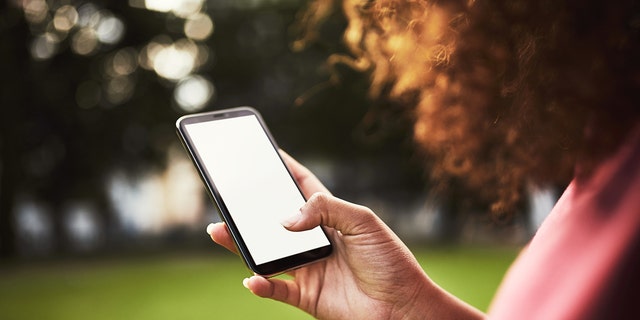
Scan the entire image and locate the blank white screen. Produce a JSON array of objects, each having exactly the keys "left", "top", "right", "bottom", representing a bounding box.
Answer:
[{"left": 185, "top": 115, "right": 329, "bottom": 265}]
